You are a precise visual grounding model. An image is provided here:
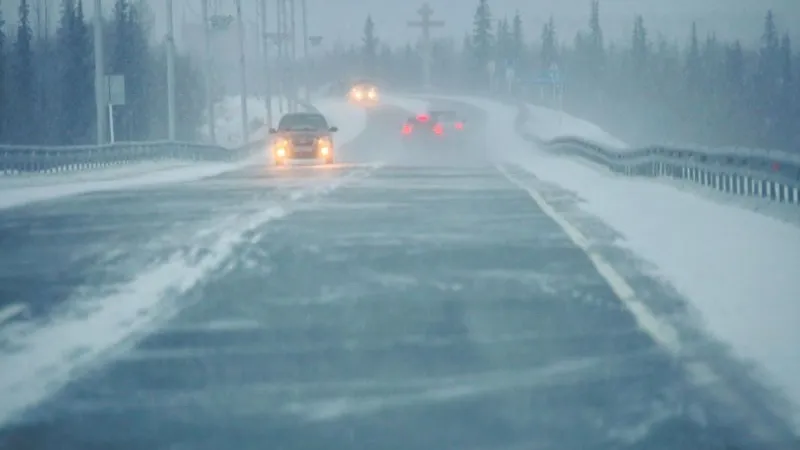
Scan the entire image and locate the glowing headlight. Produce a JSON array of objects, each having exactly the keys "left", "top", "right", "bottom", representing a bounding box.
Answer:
[
  {"left": 275, "top": 148, "right": 286, "bottom": 157},
  {"left": 352, "top": 89, "right": 363, "bottom": 99},
  {"left": 367, "top": 89, "right": 377, "bottom": 99},
  {"left": 319, "top": 146, "right": 329, "bottom": 155}
]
